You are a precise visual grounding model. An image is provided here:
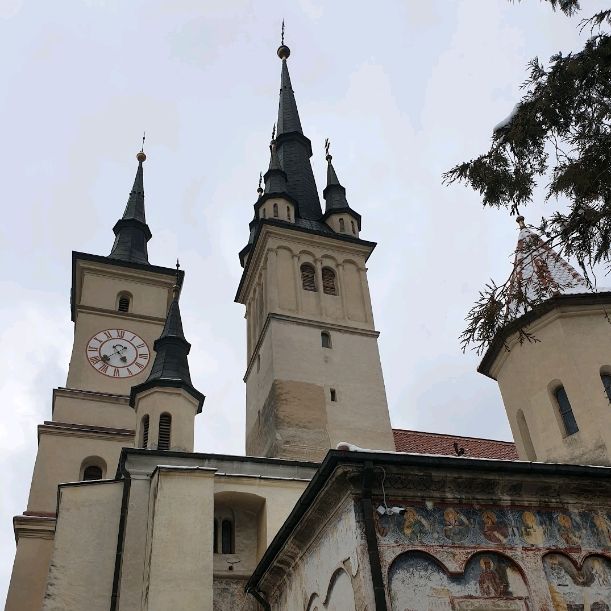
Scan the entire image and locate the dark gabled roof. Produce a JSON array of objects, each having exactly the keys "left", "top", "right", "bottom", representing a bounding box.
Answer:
[
  {"left": 109, "top": 153, "right": 152, "bottom": 265},
  {"left": 130, "top": 286, "right": 204, "bottom": 412}
]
